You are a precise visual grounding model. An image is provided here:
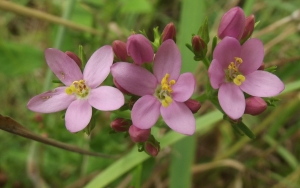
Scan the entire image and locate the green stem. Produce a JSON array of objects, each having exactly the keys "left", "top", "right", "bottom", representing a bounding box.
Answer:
[
  {"left": 202, "top": 57, "right": 210, "bottom": 70},
  {"left": 43, "top": 0, "right": 76, "bottom": 91}
]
